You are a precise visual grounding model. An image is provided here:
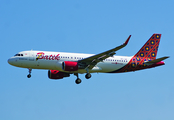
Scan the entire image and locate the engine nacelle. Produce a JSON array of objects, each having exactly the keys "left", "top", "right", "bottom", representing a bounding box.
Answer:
[
  {"left": 48, "top": 70, "right": 70, "bottom": 79},
  {"left": 62, "top": 61, "right": 78, "bottom": 71}
]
